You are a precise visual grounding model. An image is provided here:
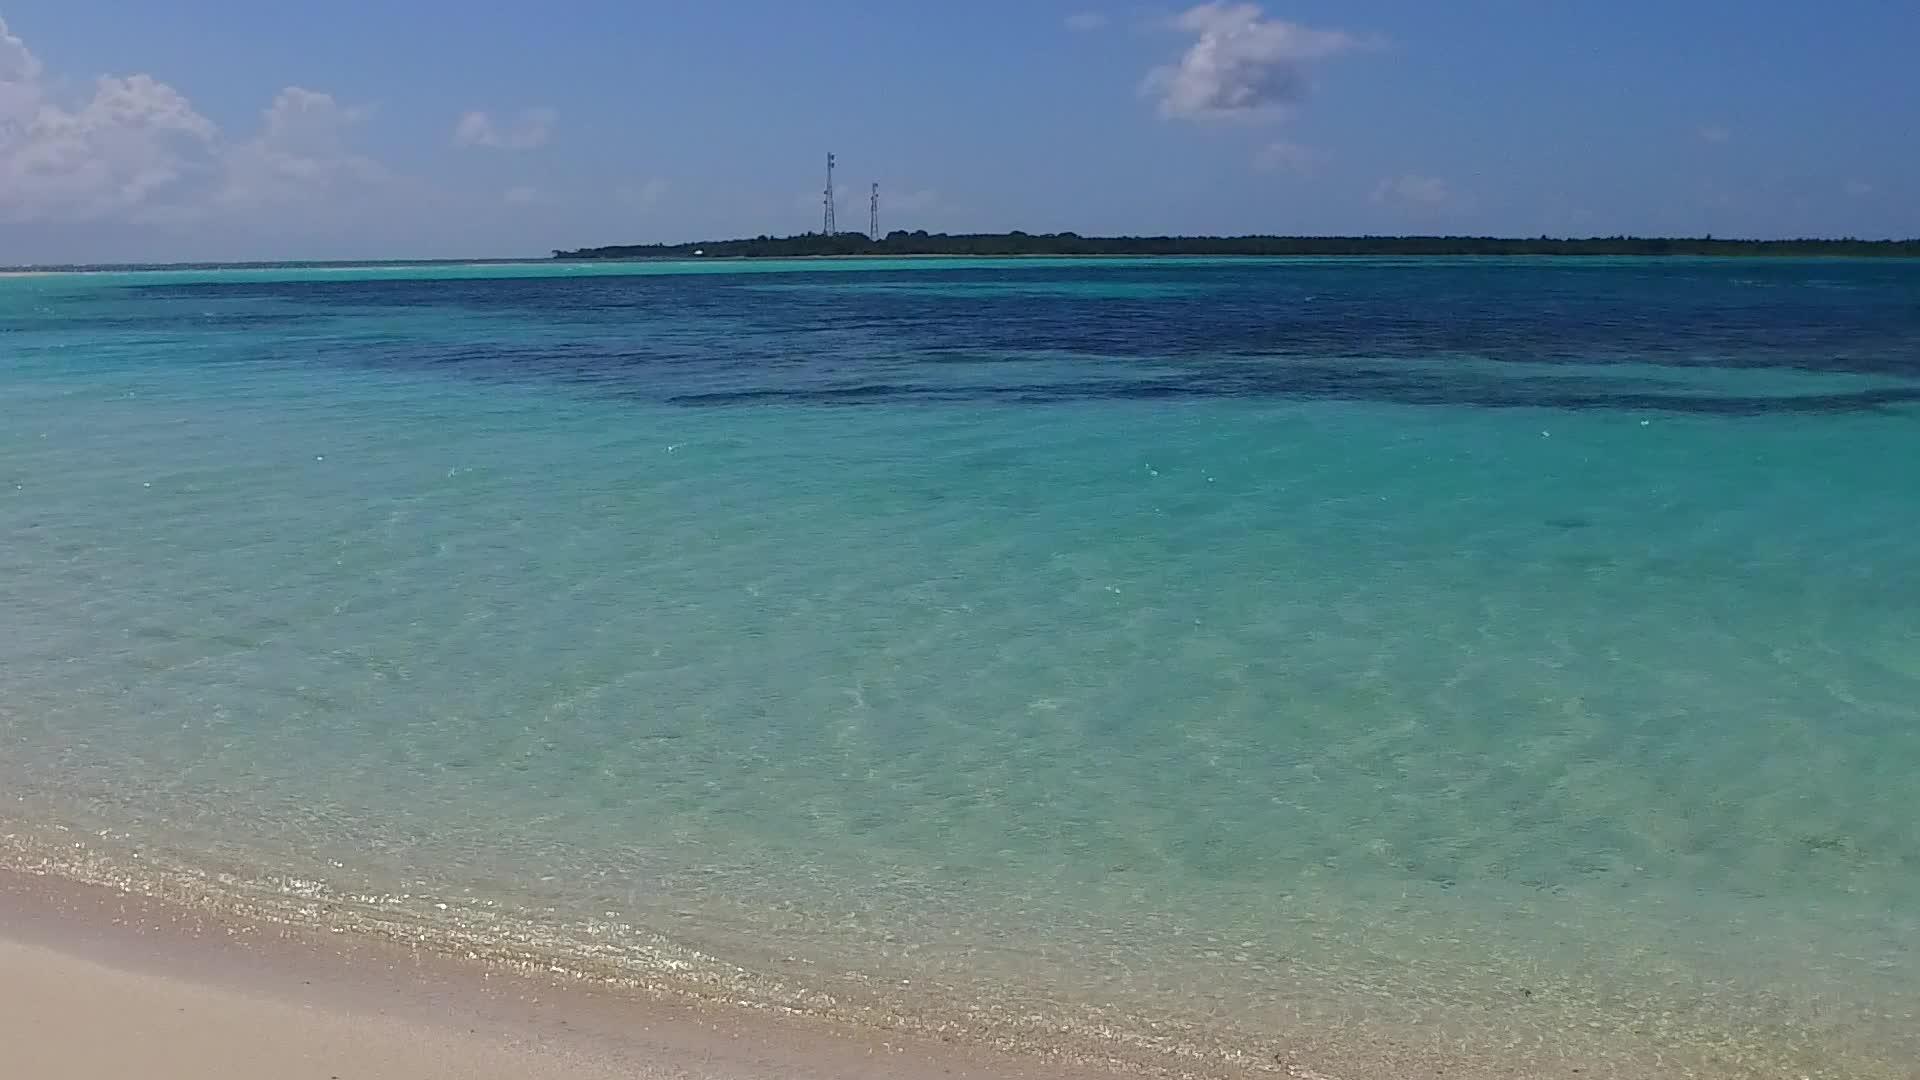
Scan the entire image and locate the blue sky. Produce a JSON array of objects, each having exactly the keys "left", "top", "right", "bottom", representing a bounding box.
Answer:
[{"left": 2, "top": 2, "right": 1915, "bottom": 262}]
